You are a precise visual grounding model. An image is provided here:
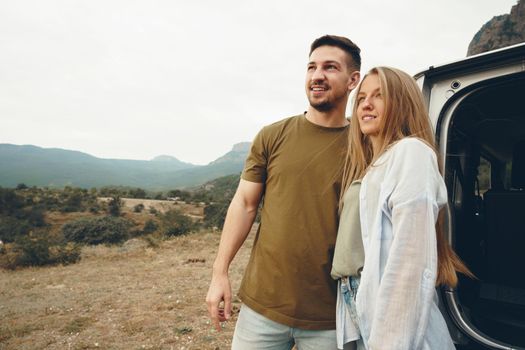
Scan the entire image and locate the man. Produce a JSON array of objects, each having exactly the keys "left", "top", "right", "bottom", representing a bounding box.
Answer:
[{"left": 206, "top": 35, "right": 361, "bottom": 349}]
